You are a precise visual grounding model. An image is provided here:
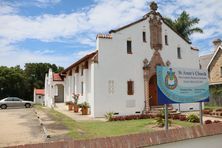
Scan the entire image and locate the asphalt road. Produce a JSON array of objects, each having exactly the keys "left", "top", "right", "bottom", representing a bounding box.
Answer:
[
  {"left": 149, "top": 134, "right": 222, "bottom": 148},
  {"left": 0, "top": 108, "right": 45, "bottom": 147}
]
